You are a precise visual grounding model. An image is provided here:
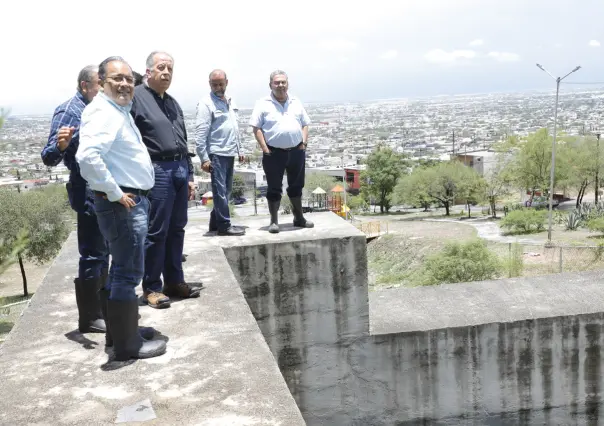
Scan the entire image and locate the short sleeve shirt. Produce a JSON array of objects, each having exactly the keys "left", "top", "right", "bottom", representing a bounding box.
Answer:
[{"left": 249, "top": 94, "right": 310, "bottom": 149}]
